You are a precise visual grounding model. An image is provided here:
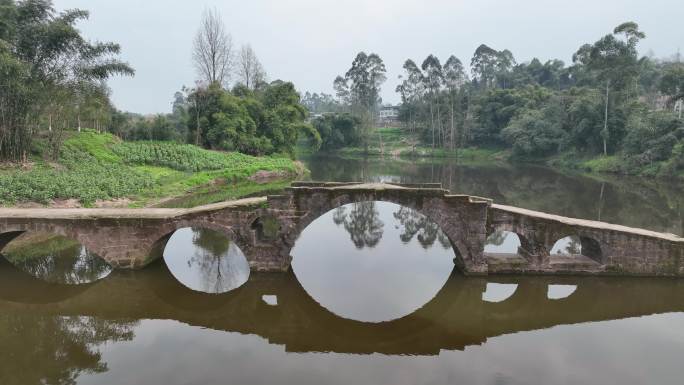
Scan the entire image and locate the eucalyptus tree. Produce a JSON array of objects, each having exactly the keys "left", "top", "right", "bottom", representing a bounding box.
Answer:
[
  {"left": 443, "top": 55, "right": 466, "bottom": 149},
  {"left": 471, "top": 44, "right": 499, "bottom": 89},
  {"left": 335, "top": 52, "right": 387, "bottom": 146},
  {"left": 421, "top": 55, "right": 443, "bottom": 148},
  {"left": 333, "top": 76, "right": 351, "bottom": 106},
  {"left": 193, "top": 7, "right": 234, "bottom": 87},
  {"left": 573, "top": 21, "right": 645, "bottom": 155},
  {"left": 237, "top": 44, "right": 267, "bottom": 90},
  {"left": 395, "top": 59, "right": 424, "bottom": 134},
  {"left": 495, "top": 49, "right": 516, "bottom": 89}
]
